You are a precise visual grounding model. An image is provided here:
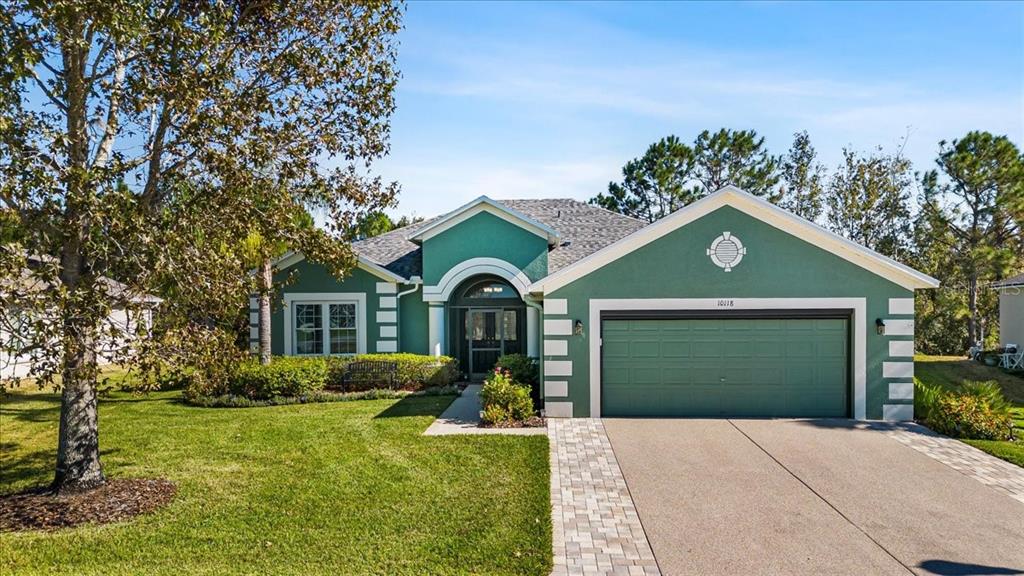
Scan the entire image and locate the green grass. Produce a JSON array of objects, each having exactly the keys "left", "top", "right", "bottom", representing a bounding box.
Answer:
[
  {"left": 0, "top": 387, "right": 552, "bottom": 575},
  {"left": 915, "top": 355, "right": 1024, "bottom": 468}
]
